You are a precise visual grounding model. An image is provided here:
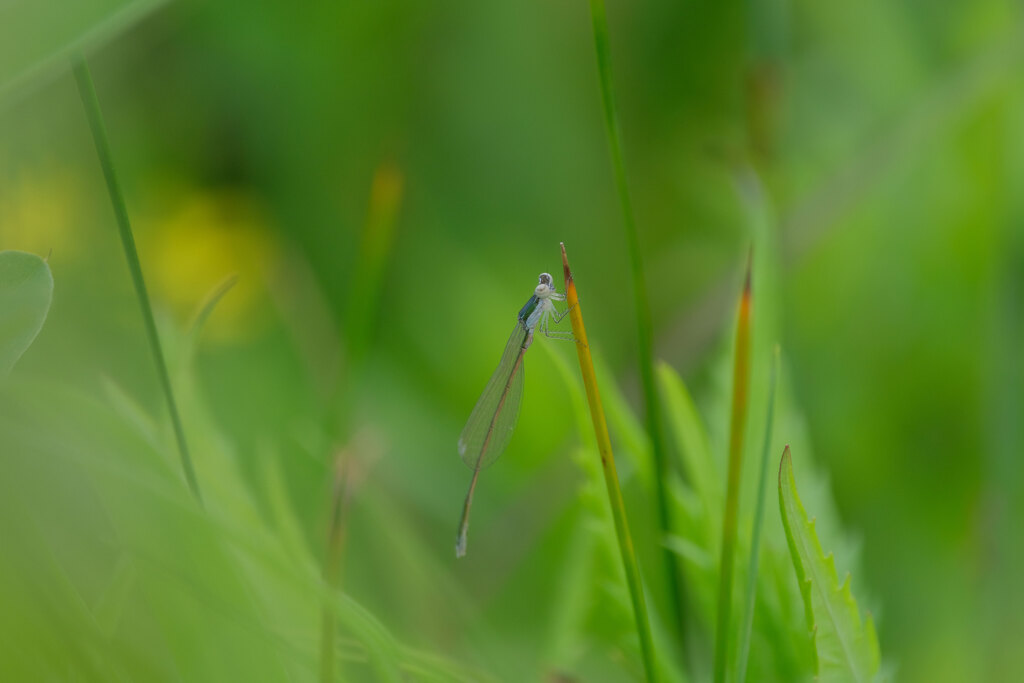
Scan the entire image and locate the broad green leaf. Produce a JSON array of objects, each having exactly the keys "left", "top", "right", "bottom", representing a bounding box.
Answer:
[
  {"left": 0, "top": 0, "right": 169, "bottom": 101},
  {"left": 0, "top": 250, "right": 53, "bottom": 378},
  {"left": 778, "top": 447, "right": 881, "bottom": 683}
]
